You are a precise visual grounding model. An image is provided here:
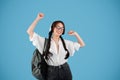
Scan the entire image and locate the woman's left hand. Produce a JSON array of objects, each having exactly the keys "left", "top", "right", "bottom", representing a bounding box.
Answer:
[
  {"left": 68, "top": 30, "right": 77, "bottom": 36},
  {"left": 68, "top": 30, "right": 85, "bottom": 47}
]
